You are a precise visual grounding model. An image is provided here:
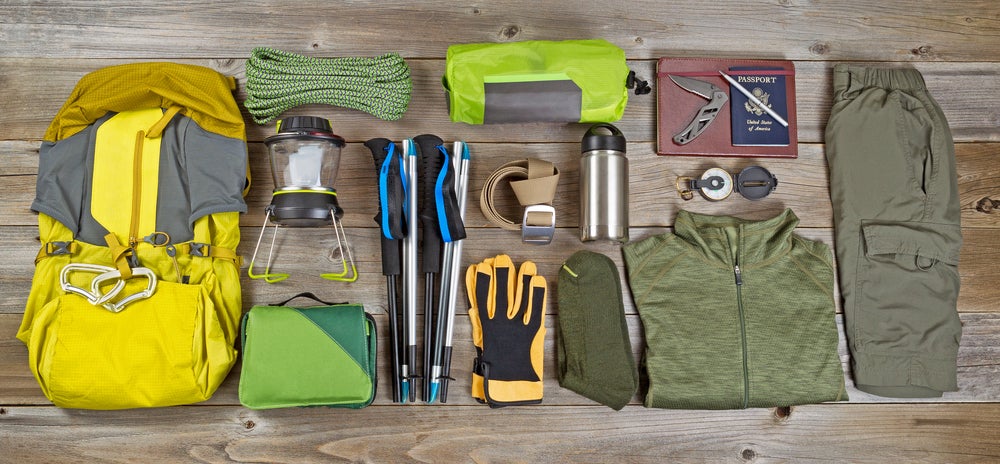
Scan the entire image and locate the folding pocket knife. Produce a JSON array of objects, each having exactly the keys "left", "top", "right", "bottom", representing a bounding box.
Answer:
[{"left": 669, "top": 75, "right": 728, "bottom": 145}]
